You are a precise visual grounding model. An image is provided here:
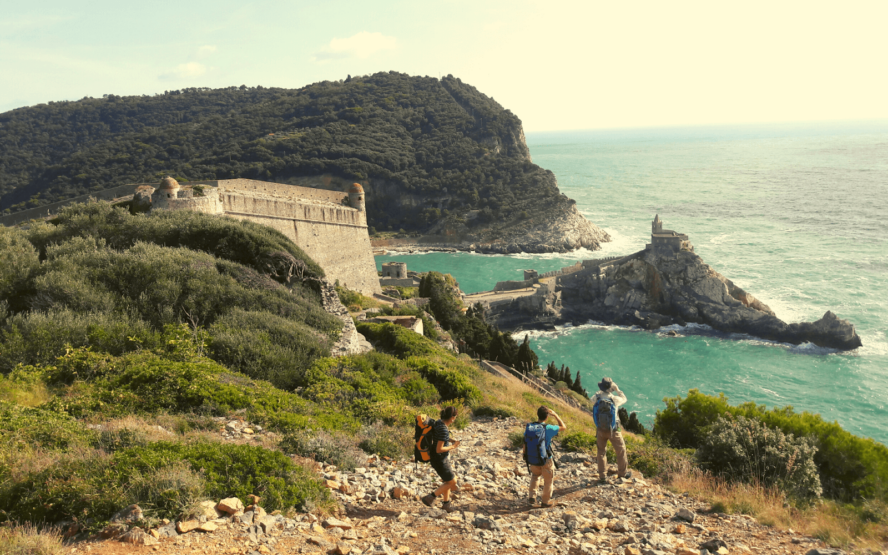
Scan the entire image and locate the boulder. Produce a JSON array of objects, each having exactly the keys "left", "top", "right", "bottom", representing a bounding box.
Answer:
[
  {"left": 323, "top": 517, "right": 353, "bottom": 530},
  {"left": 675, "top": 508, "right": 696, "bottom": 523},
  {"left": 119, "top": 527, "right": 158, "bottom": 545},
  {"left": 217, "top": 497, "right": 245, "bottom": 515},
  {"left": 110, "top": 504, "right": 143, "bottom": 524},
  {"left": 176, "top": 520, "right": 201, "bottom": 534}
]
